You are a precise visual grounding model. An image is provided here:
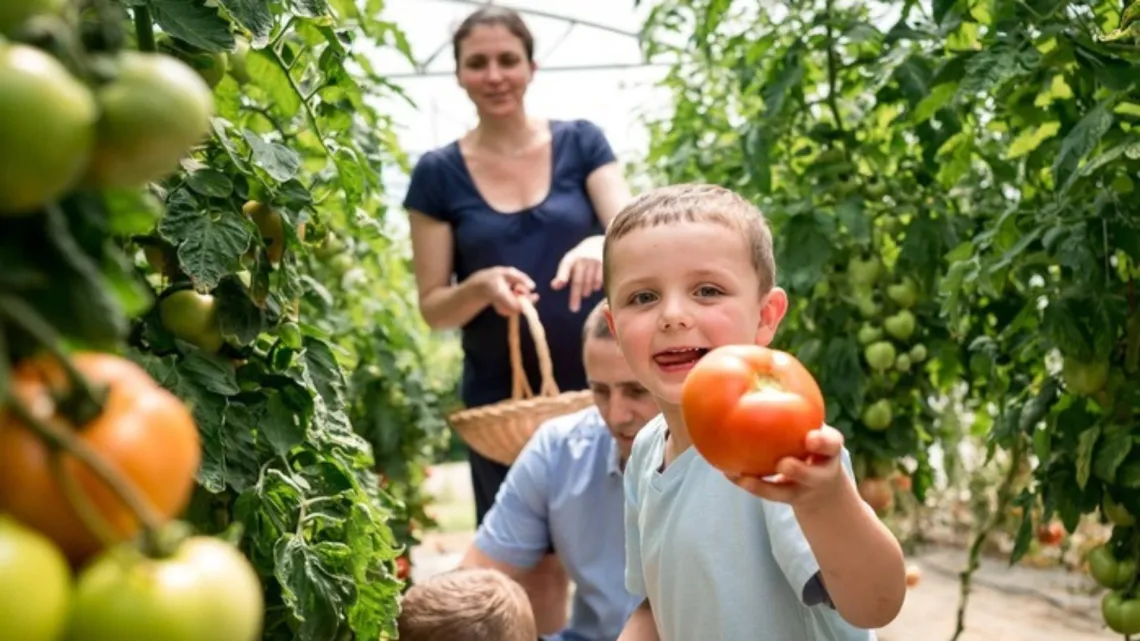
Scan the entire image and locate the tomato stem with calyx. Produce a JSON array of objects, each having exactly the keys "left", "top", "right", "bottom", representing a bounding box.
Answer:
[
  {"left": 5, "top": 396, "right": 168, "bottom": 556},
  {"left": 0, "top": 294, "right": 108, "bottom": 425}
]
